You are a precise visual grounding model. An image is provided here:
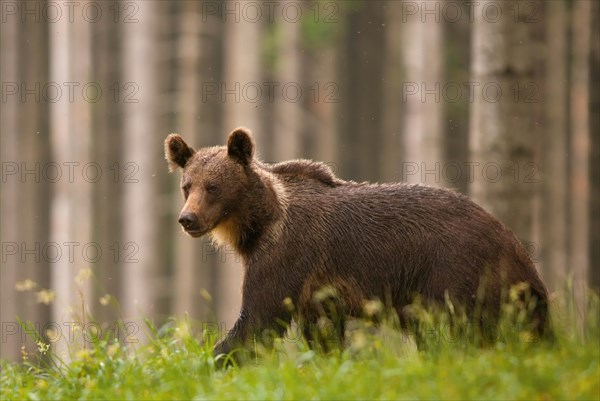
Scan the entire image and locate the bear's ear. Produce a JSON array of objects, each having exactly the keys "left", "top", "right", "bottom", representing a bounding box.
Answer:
[
  {"left": 165, "top": 134, "right": 195, "bottom": 172},
  {"left": 227, "top": 127, "right": 255, "bottom": 165}
]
